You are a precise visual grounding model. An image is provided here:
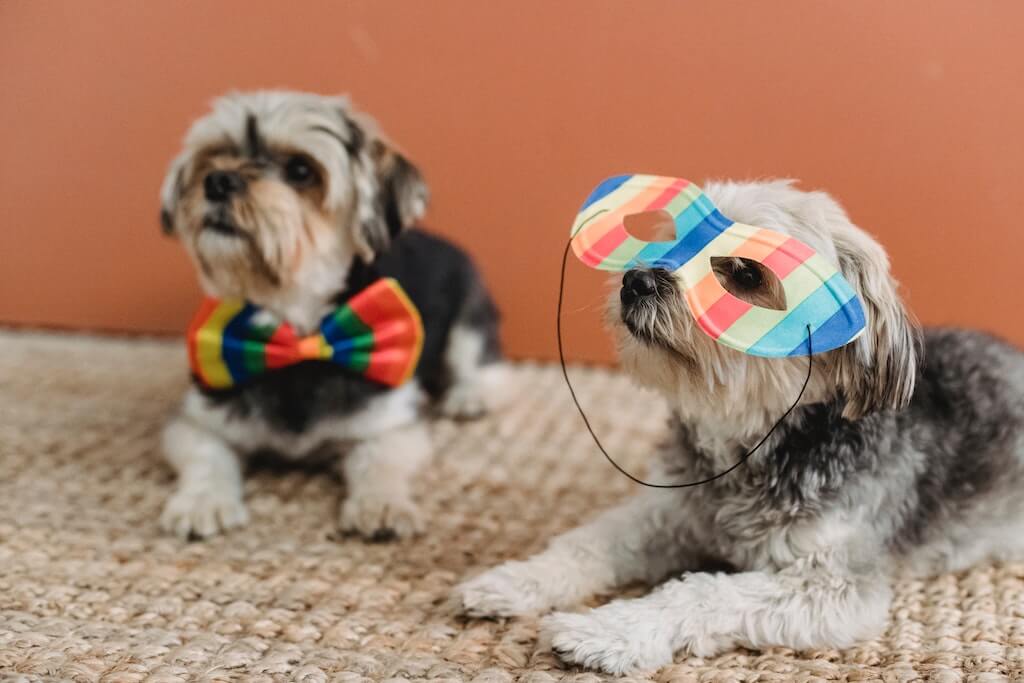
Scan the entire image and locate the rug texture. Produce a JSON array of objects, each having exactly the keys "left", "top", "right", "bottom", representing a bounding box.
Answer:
[{"left": 1, "top": 330, "right": 1022, "bottom": 683}]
